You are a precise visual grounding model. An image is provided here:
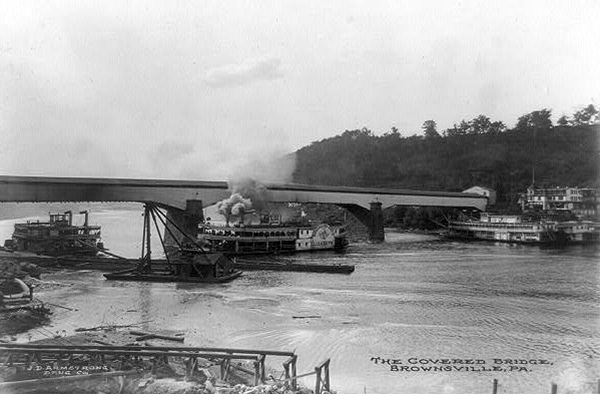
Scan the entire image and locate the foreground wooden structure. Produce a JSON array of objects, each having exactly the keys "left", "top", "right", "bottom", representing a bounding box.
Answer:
[{"left": 0, "top": 343, "right": 331, "bottom": 393}]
